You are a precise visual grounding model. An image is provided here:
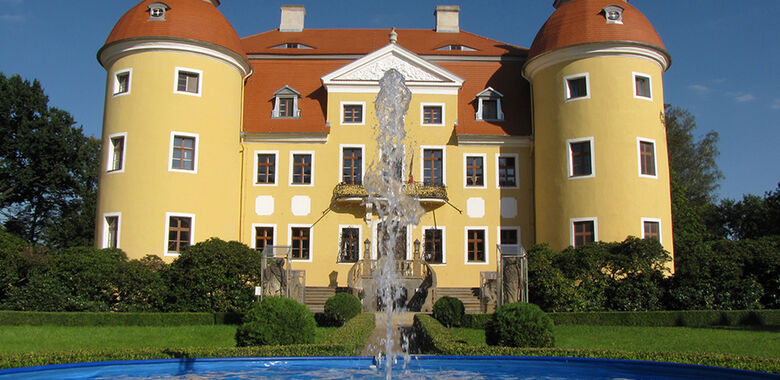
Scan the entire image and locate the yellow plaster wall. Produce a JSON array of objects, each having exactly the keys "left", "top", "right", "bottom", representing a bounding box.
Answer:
[
  {"left": 241, "top": 91, "right": 534, "bottom": 287},
  {"left": 531, "top": 55, "right": 674, "bottom": 261},
  {"left": 96, "top": 51, "right": 243, "bottom": 260}
]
